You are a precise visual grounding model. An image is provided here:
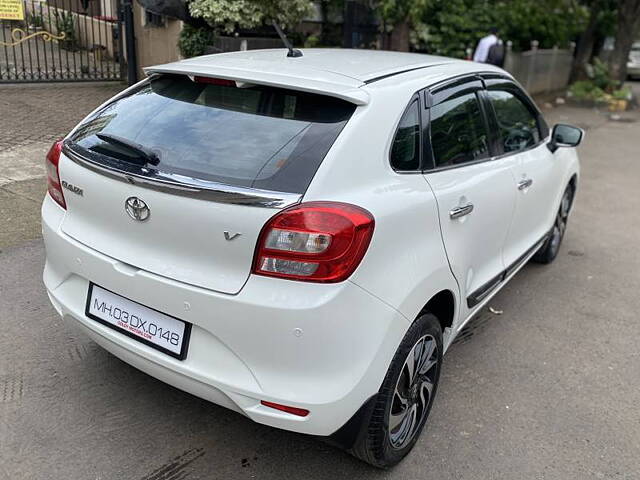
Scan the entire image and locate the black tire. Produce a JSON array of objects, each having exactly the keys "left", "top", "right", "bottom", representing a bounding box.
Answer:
[
  {"left": 349, "top": 313, "right": 443, "bottom": 468},
  {"left": 531, "top": 183, "right": 575, "bottom": 264}
]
